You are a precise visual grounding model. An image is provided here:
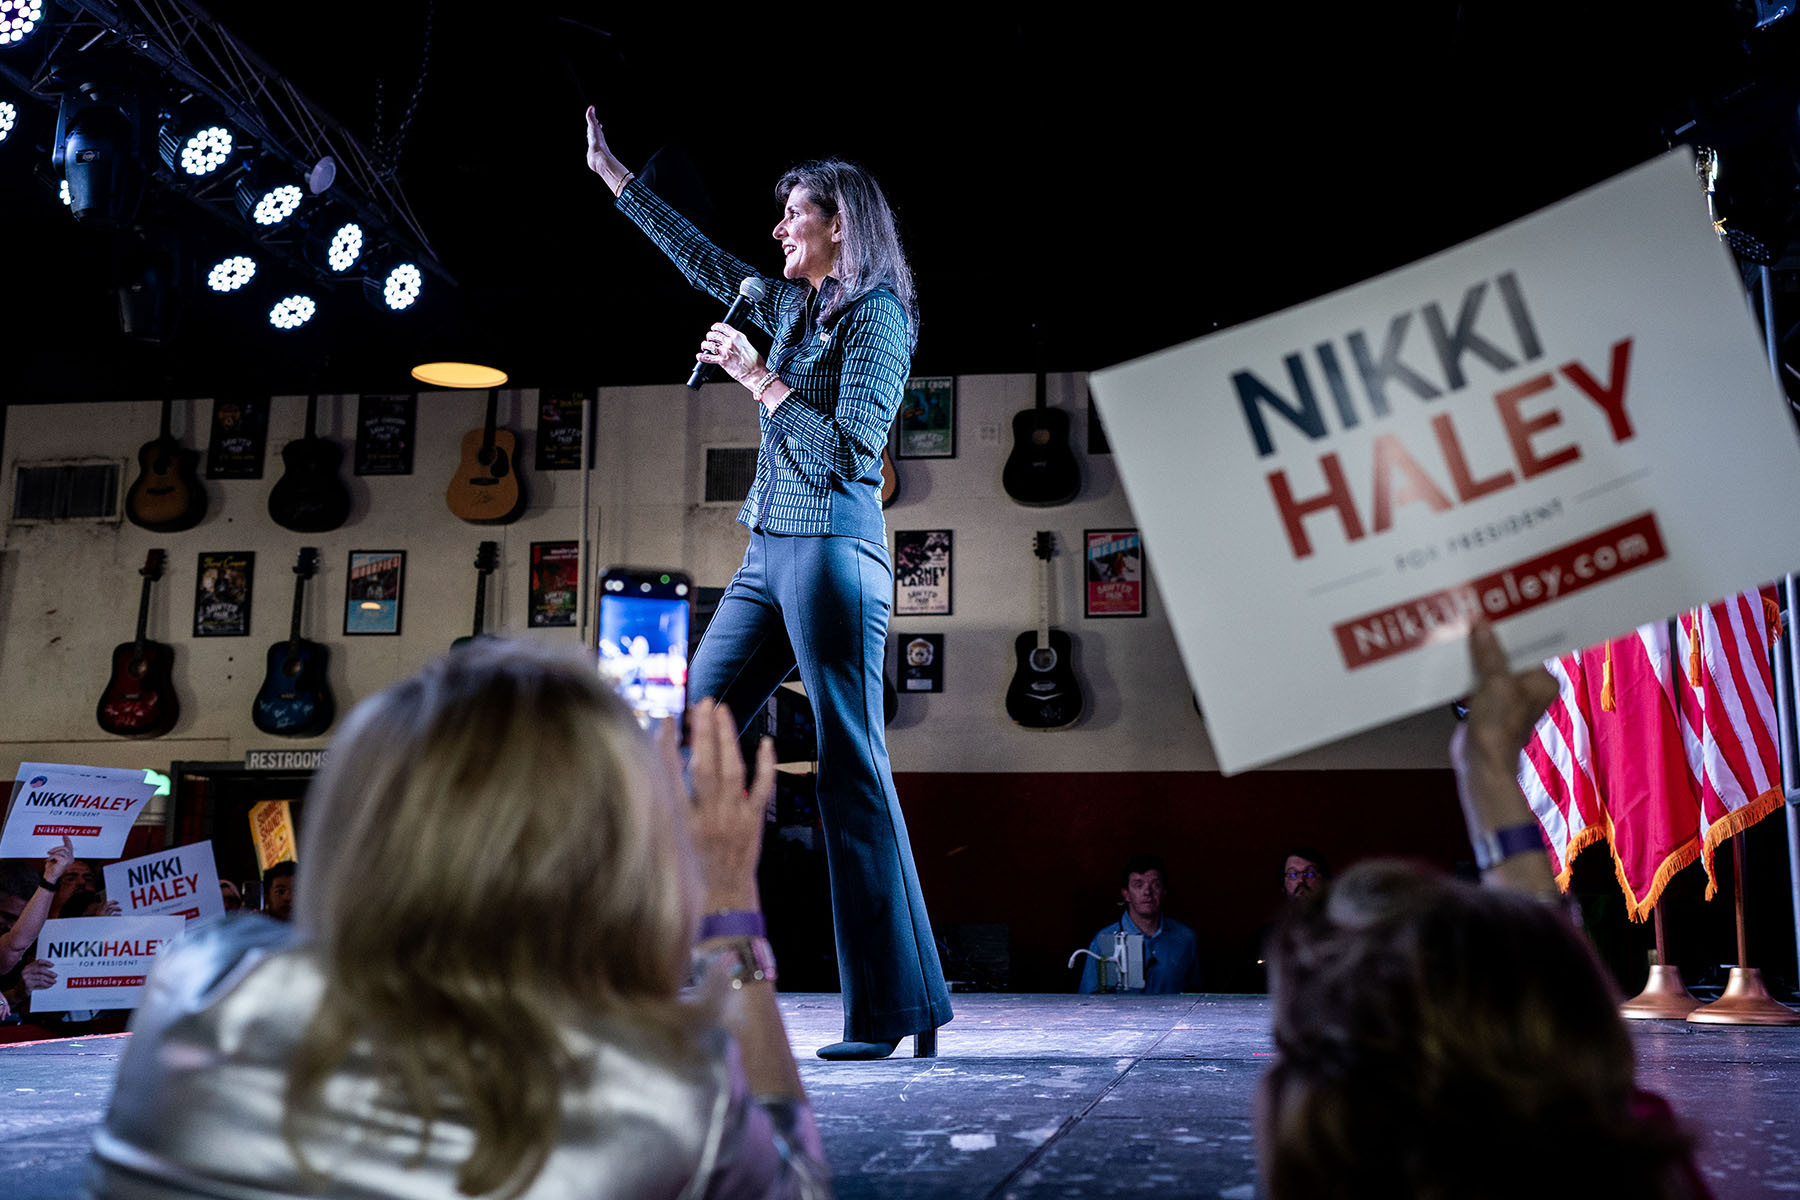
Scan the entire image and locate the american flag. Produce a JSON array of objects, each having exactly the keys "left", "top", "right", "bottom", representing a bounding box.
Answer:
[{"left": 1515, "top": 586, "right": 1784, "bottom": 919}]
